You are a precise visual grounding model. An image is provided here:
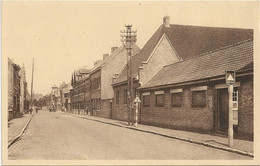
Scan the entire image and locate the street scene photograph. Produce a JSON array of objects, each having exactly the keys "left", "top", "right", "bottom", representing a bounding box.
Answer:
[{"left": 2, "top": 1, "right": 259, "bottom": 165}]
